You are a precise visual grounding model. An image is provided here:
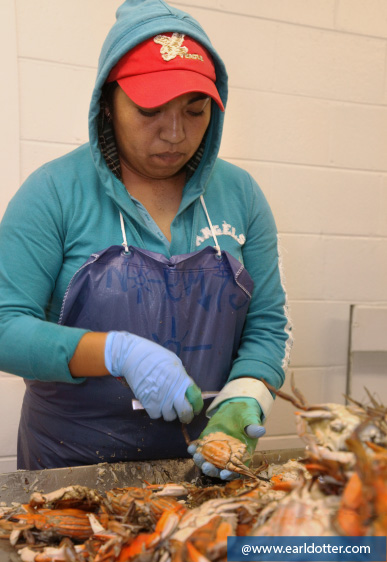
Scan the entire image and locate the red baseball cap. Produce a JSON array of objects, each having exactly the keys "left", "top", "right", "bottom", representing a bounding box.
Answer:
[{"left": 107, "top": 32, "right": 224, "bottom": 111}]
